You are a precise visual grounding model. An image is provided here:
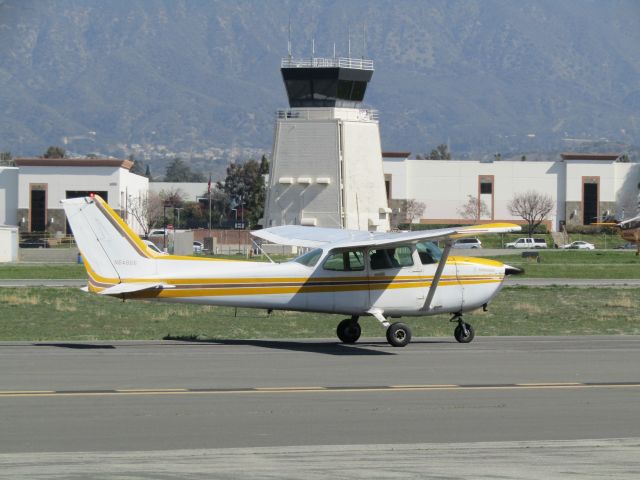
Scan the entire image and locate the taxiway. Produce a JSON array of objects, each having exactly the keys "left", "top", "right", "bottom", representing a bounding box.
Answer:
[{"left": 1, "top": 336, "right": 639, "bottom": 477}]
